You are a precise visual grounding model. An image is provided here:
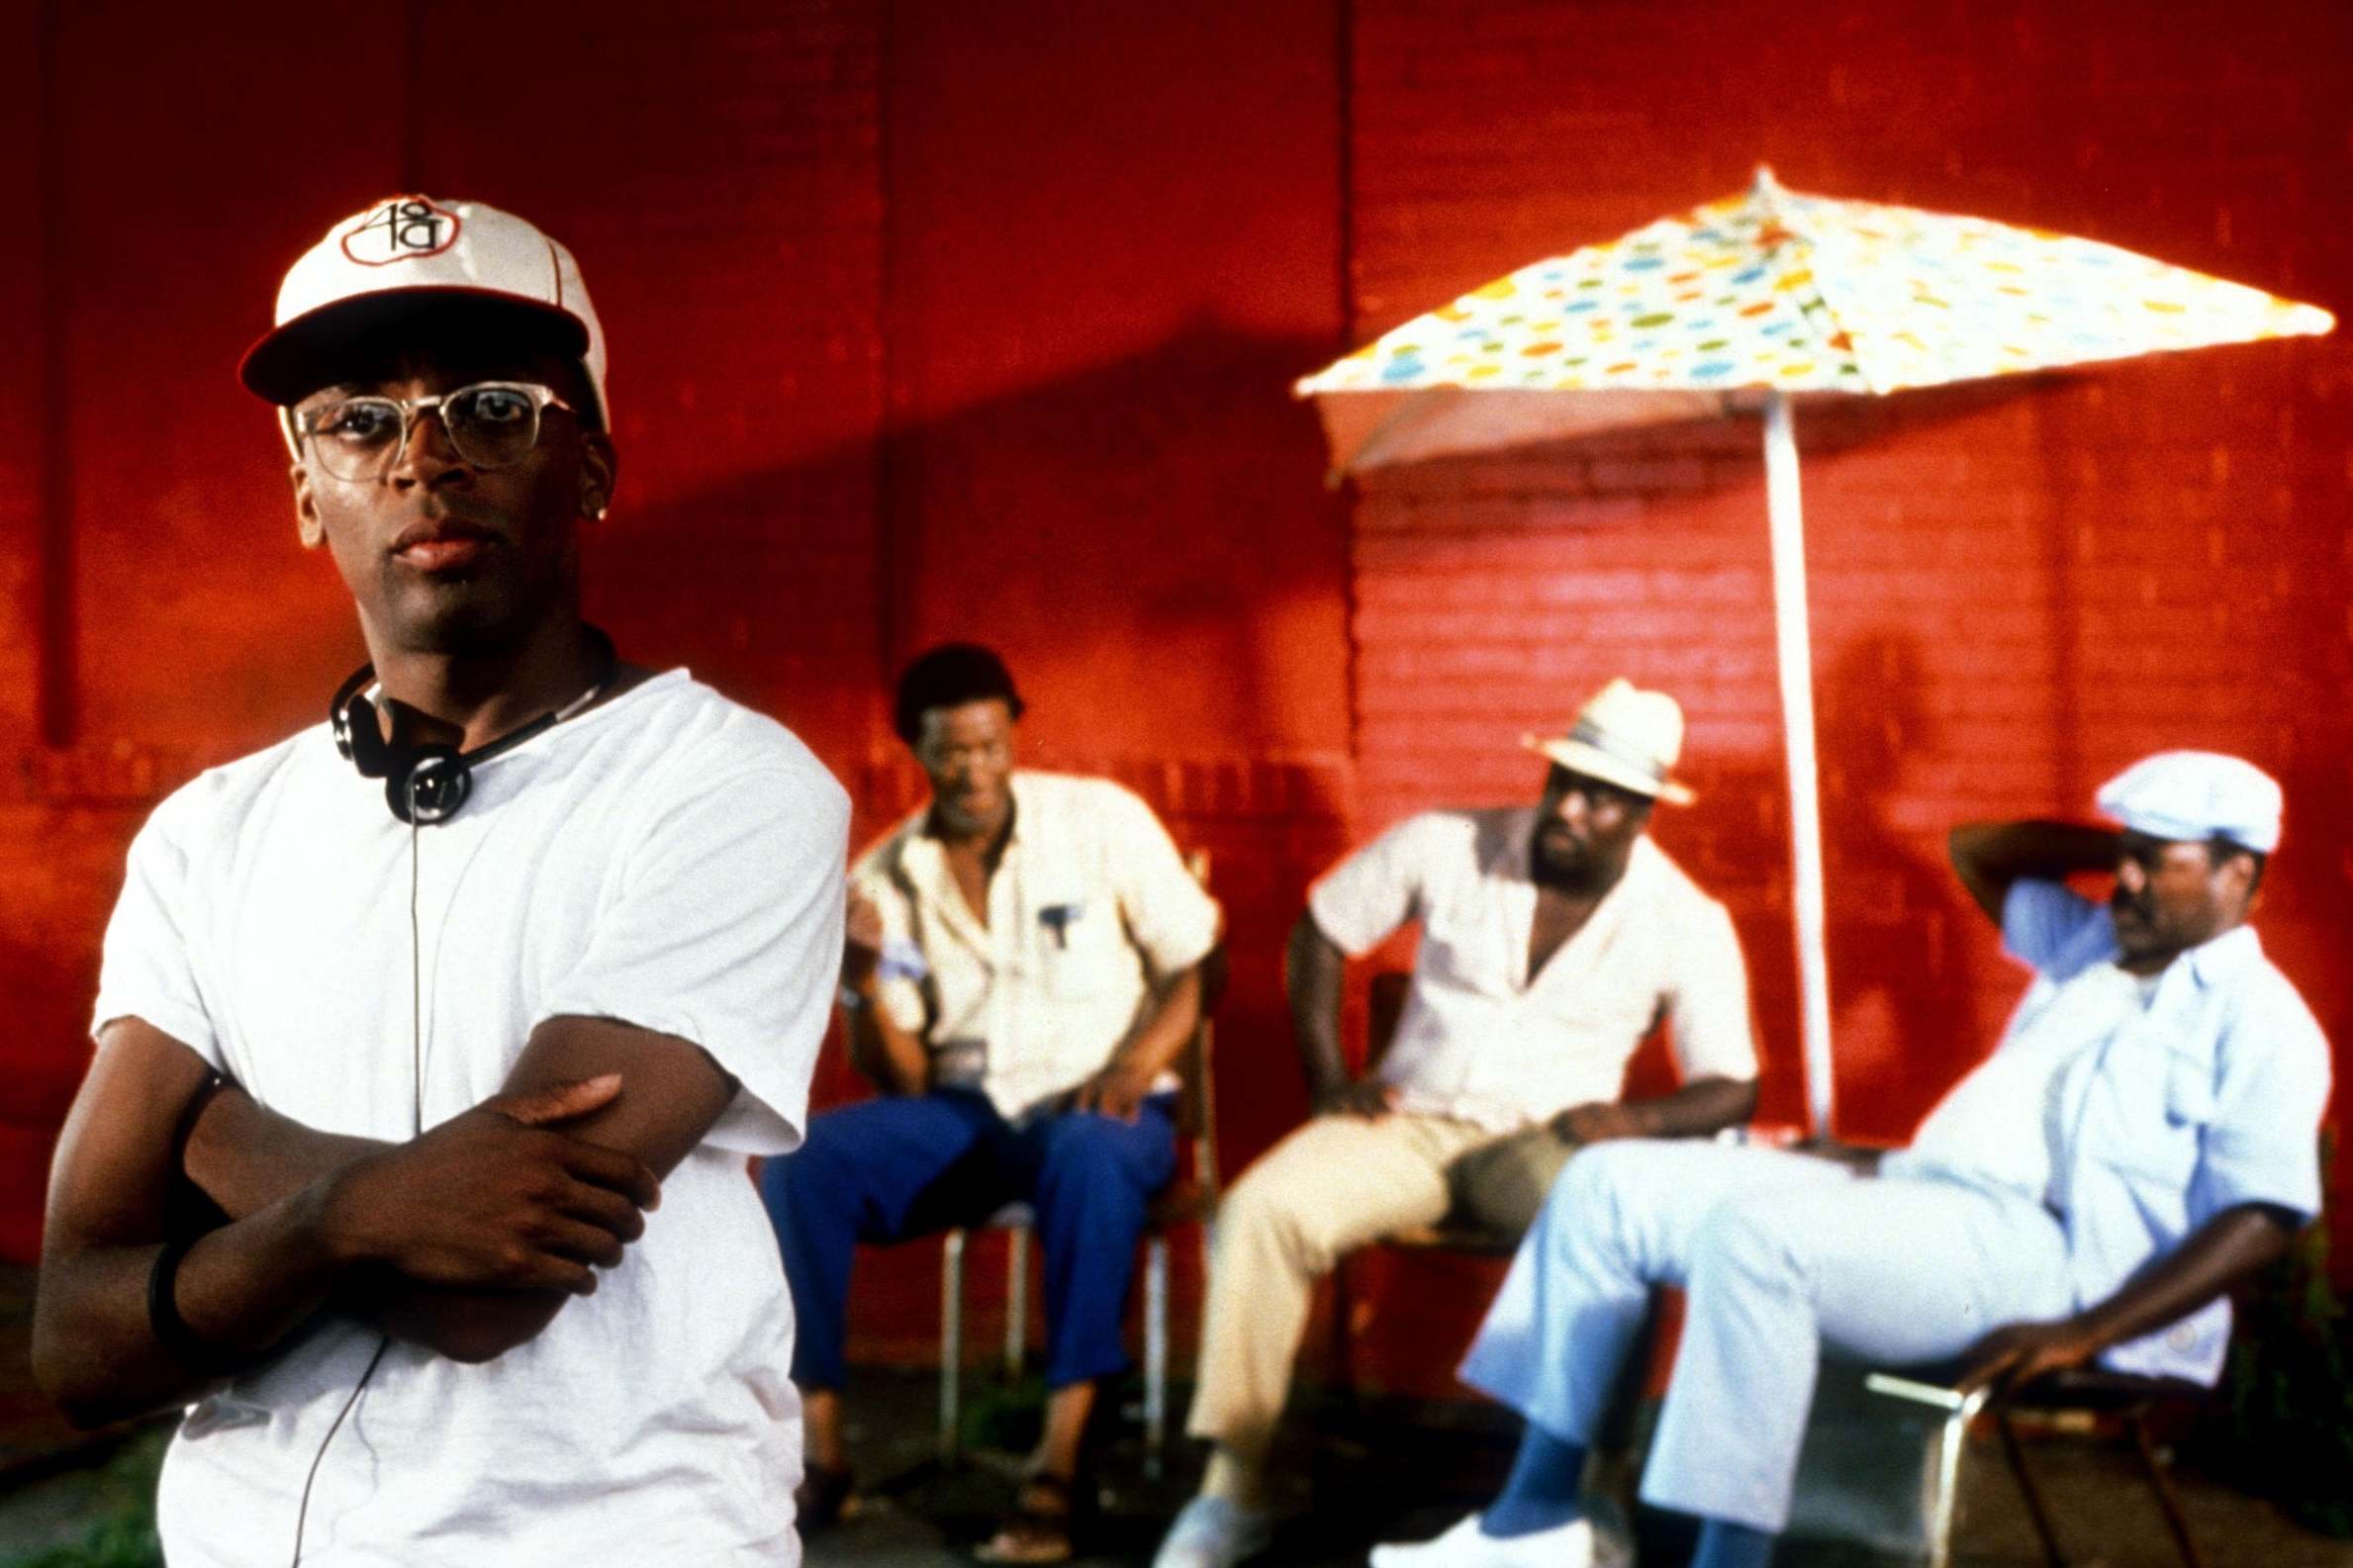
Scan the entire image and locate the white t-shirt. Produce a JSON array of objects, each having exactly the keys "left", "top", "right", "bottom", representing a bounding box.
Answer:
[
  {"left": 91, "top": 669, "right": 848, "bottom": 1568},
  {"left": 1309, "top": 809, "right": 1755, "bottom": 1130}
]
